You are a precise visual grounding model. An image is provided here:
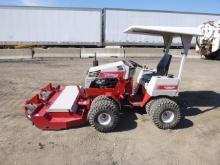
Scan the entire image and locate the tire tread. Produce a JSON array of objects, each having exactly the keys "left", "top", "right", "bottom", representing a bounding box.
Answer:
[
  {"left": 150, "top": 98, "right": 181, "bottom": 129},
  {"left": 88, "top": 98, "right": 119, "bottom": 132}
]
